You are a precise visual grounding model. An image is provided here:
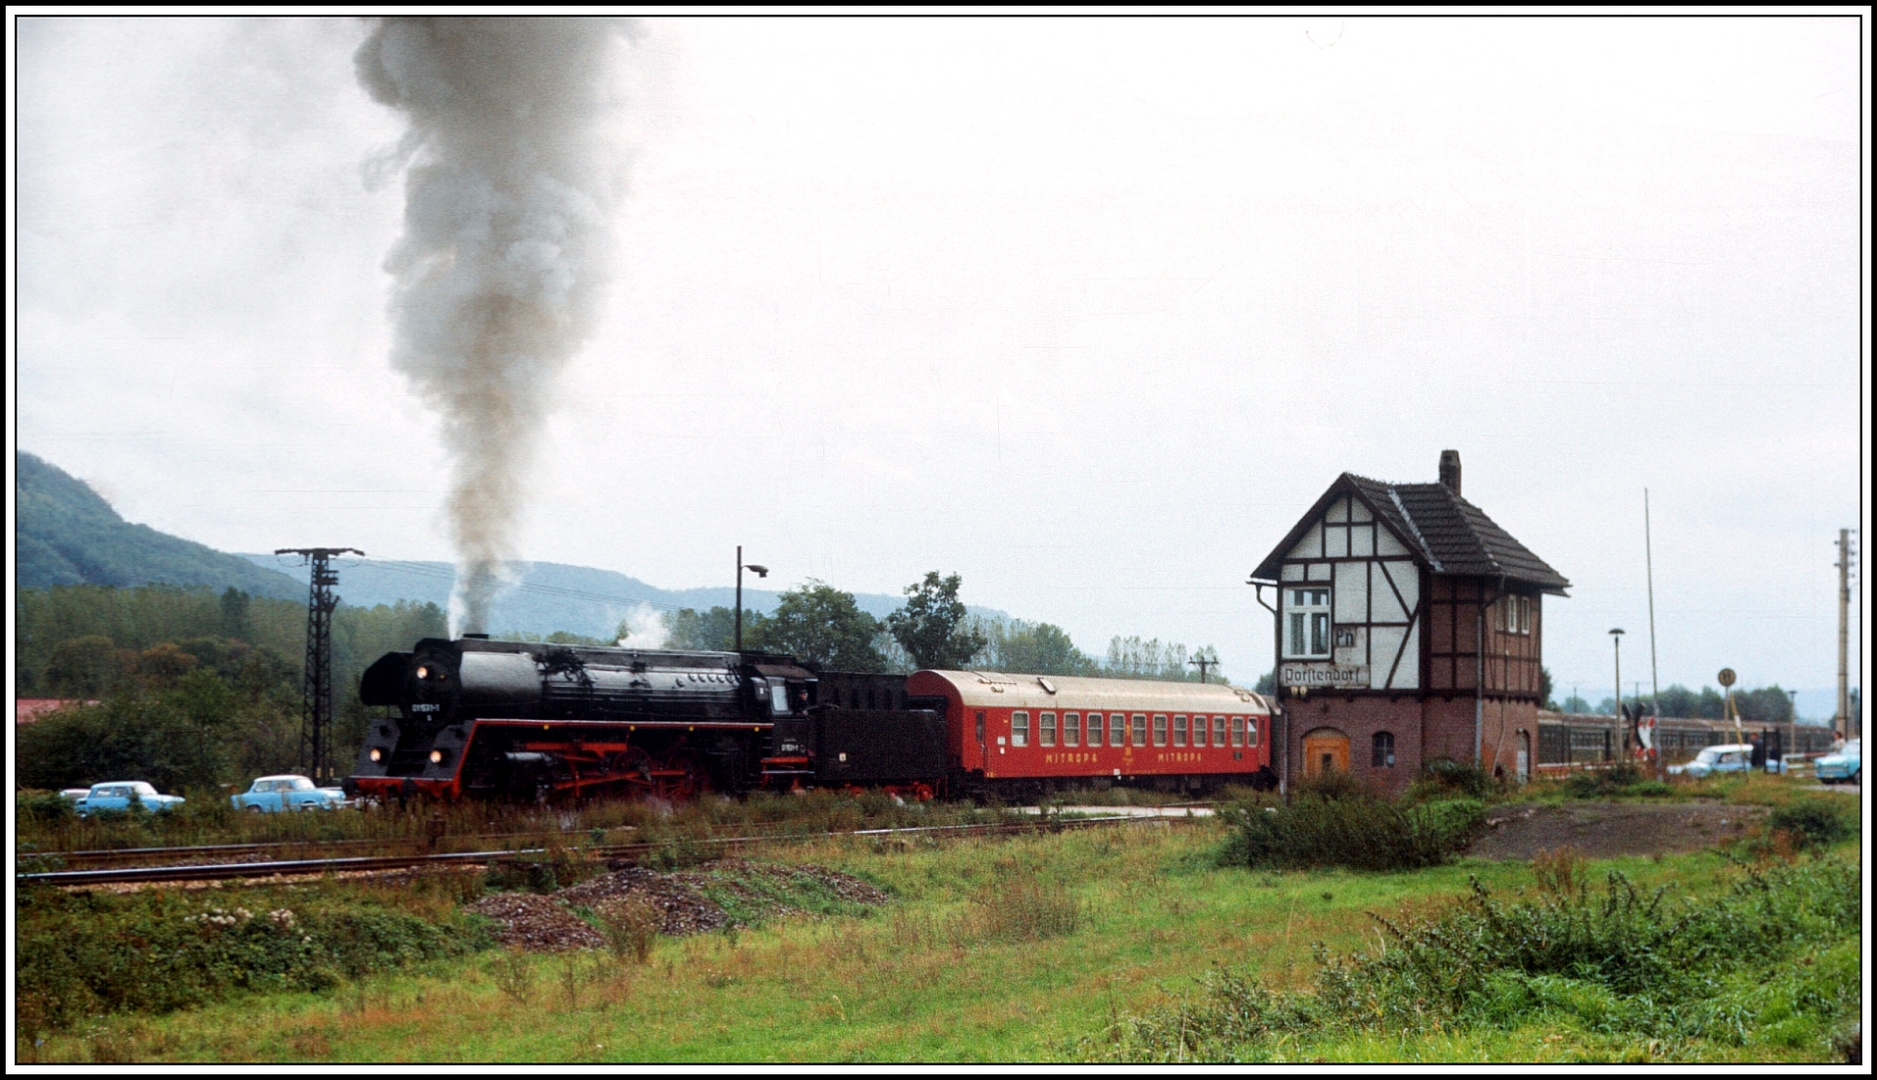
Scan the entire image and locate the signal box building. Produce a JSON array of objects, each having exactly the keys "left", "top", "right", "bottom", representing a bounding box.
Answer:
[{"left": 1249, "top": 451, "right": 1570, "bottom": 795}]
